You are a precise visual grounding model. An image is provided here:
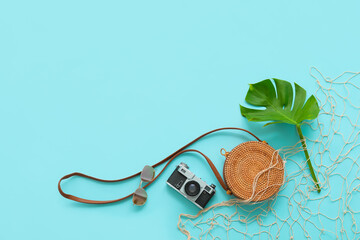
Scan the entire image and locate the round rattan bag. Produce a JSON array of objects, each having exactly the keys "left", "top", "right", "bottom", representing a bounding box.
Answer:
[{"left": 221, "top": 141, "right": 284, "bottom": 202}]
